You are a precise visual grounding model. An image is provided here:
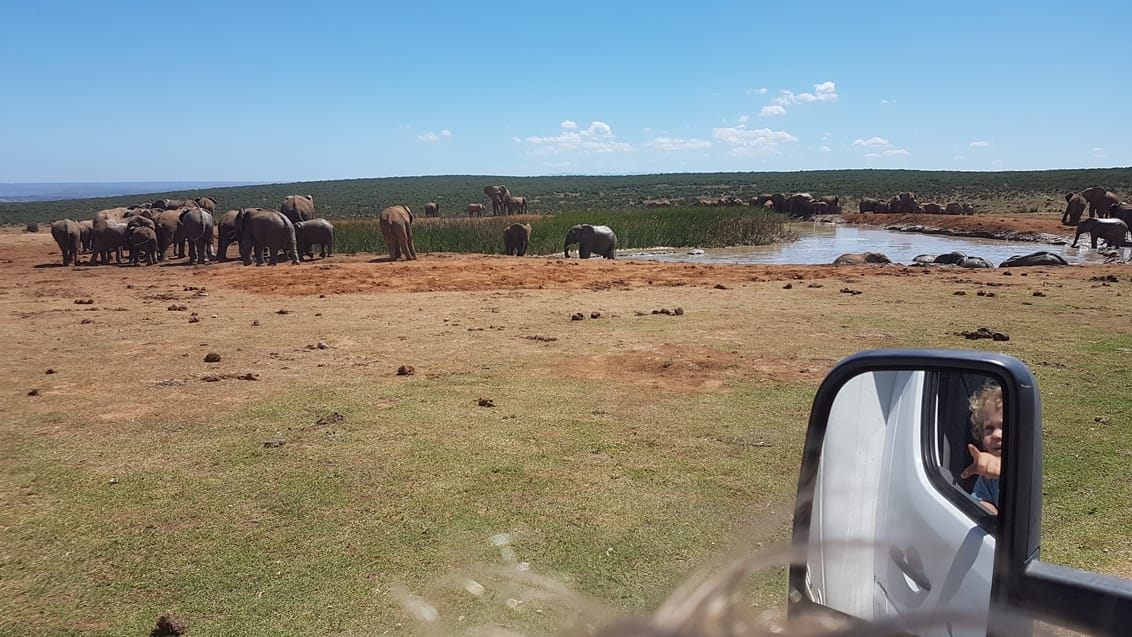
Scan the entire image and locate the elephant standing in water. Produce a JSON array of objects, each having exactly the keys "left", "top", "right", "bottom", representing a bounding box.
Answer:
[
  {"left": 1071, "top": 217, "right": 1129, "bottom": 249},
  {"left": 280, "top": 195, "right": 315, "bottom": 224},
  {"left": 503, "top": 223, "right": 532, "bottom": 256},
  {"left": 1107, "top": 202, "right": 1132, "bottom": 228},
  {"left": 235, "top": 208, "right": 299, "bottom": 266},
  {"left": 379, "top": 205, "right": 417, "bottom": 261},
  {"left": 1062, "top": 192, "right": 1089, "bottom": 225},
  {"left": 564, "top": 224, "right": 617, "bottom": 259},
  {"left": 1080, "top": 187, "right": 1119, "bottom": 219},
  {"left": 178, "top": 207, "right": 215, "bottom": 264},
  {"left": 50, "top": 219, "right": 82, "bottom": 266},
  {"left": 483, "top": 185, "right": 510, "bottom": 216},
  {"left": 424, "top": 202, "right": 439, "bottom": 218}
]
